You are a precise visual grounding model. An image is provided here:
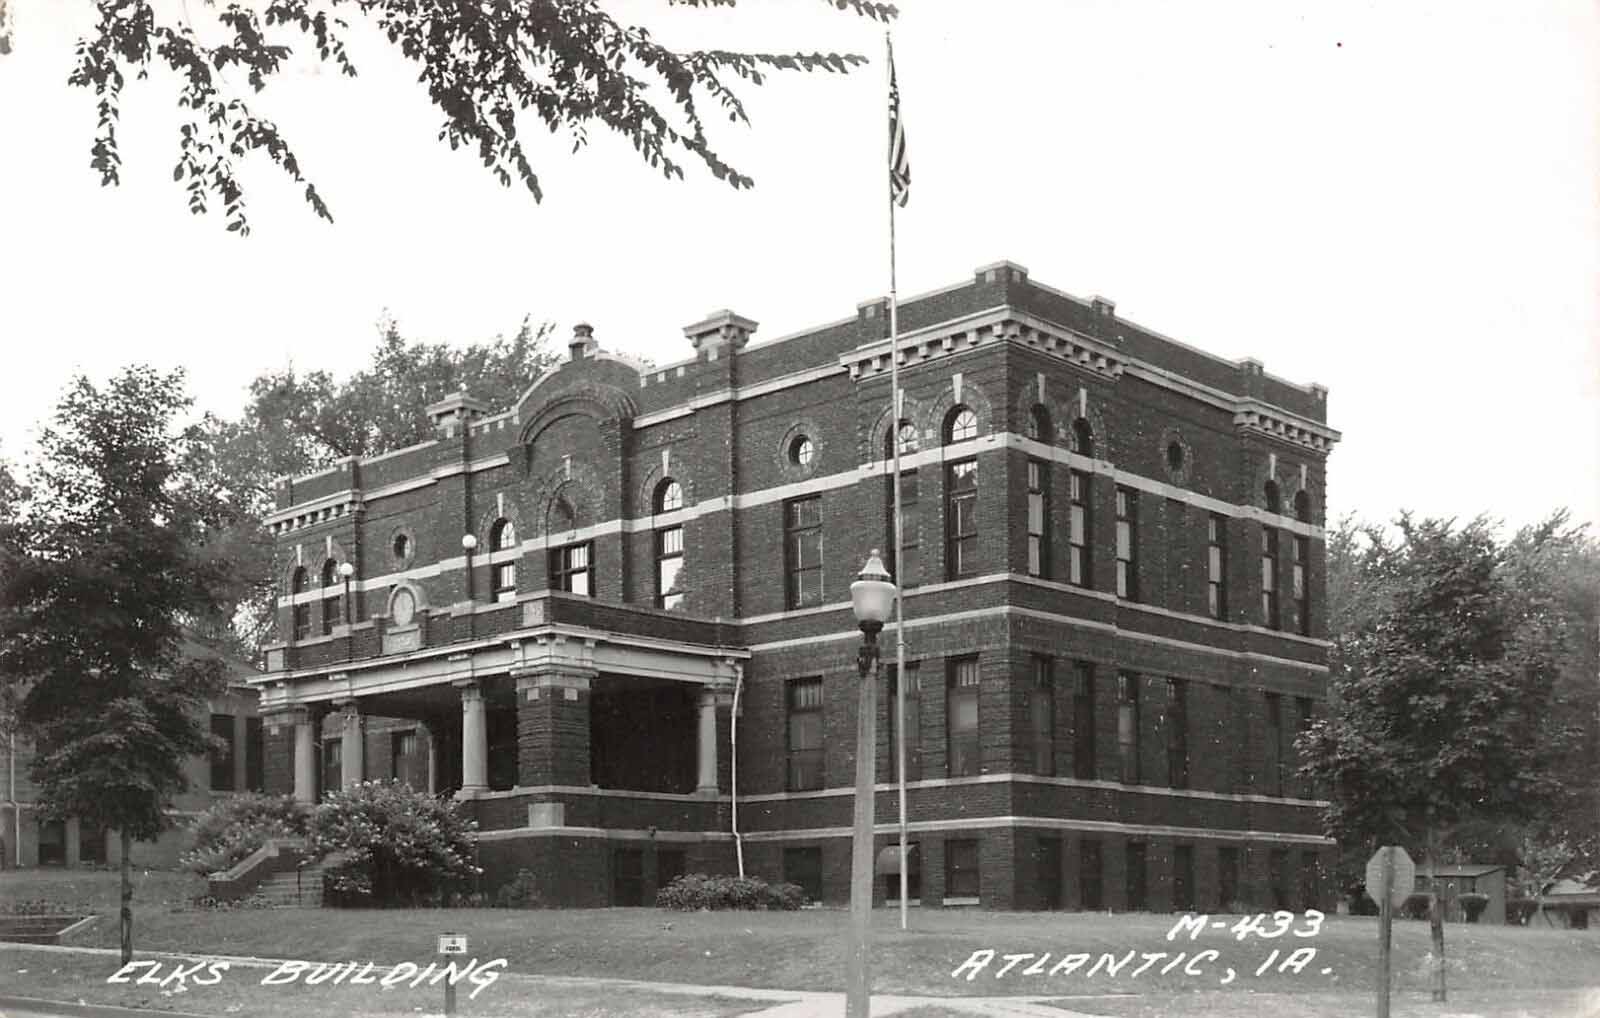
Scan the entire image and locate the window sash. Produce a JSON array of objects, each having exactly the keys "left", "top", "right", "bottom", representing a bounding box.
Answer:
[
  {"left": 946, "top": 839, "right": 980, "bottom": 898},
  {"left": 1073, "top": 663, "right": 1096, "bottom": 780},
  {"left": 786, "top": 497, "right": 823, "bottom": 608},
  {"left": 492, "top": 562, "right": 517, "bottom": 602},
  {"left": 551, "top": 542, "right": 593, "bottom": 596},
  {"left": 1167, "top": 680, "right": 1188, "bottom": 789}
]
